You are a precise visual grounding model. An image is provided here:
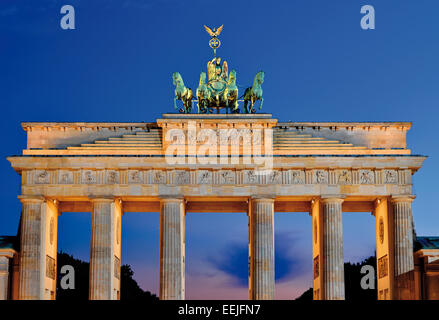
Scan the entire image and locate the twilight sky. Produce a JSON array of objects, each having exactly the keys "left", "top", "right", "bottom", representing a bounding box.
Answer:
[{"left": 1, "top": 0, "right": 438, "bottom": 299}]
